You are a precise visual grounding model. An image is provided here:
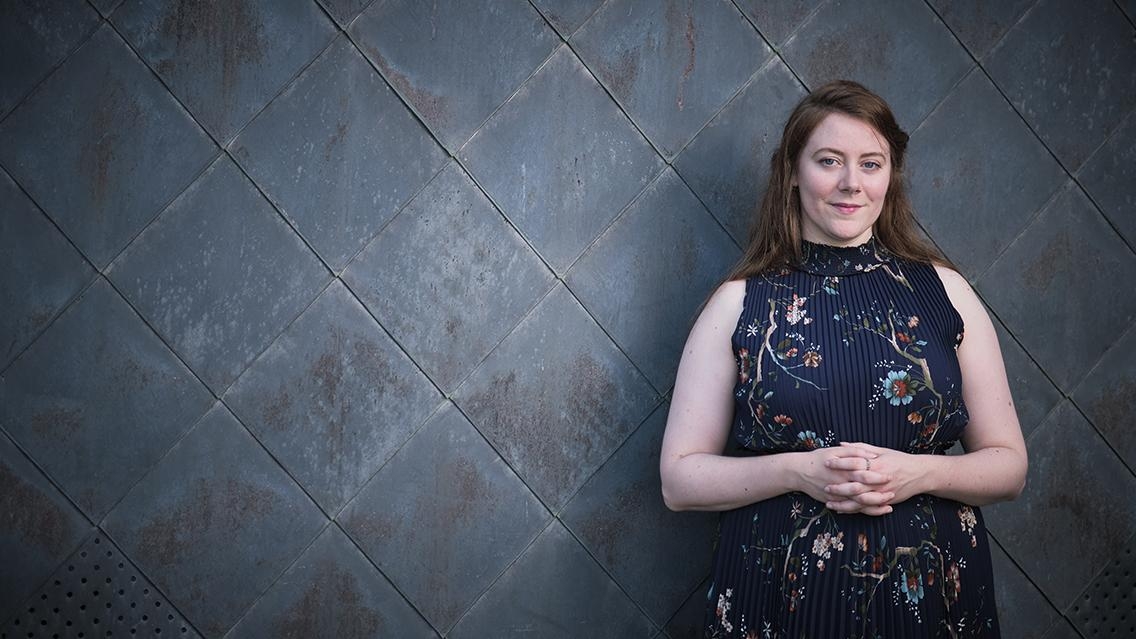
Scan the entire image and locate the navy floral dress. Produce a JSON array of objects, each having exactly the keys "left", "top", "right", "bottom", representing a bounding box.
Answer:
[{"left": 705, "top": 238, "right": 1000, "bottom": 638}]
